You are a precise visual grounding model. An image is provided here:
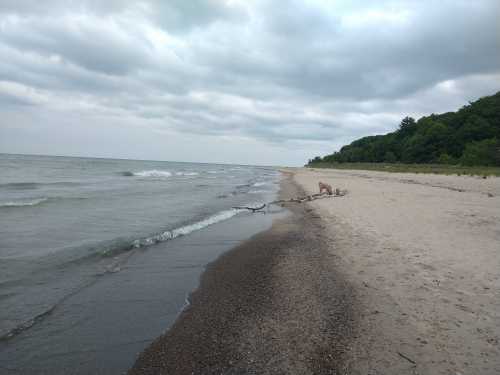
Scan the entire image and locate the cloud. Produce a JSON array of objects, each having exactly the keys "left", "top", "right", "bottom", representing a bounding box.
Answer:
[{"left": 0, "top": 0, "right": 499, "bottom": 165}]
